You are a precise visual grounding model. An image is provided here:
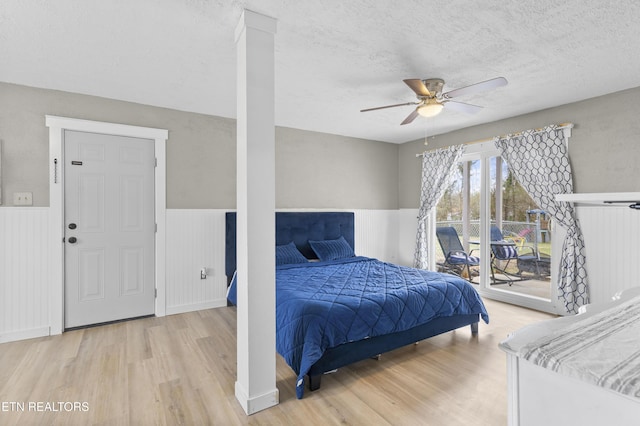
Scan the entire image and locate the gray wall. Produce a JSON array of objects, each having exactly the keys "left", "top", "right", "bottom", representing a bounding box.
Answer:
[
  {"left": 4, "top": 81, "right": 638, "bottom": 211},
  {"left": 399, "top": 86, "right": 640, "bottom": 208},
  {"left": 276, "top": 127, "right": 398, "bottom": 209},
  {"left": 0, "top": 82, "right": 399, "bottom": 209}
]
